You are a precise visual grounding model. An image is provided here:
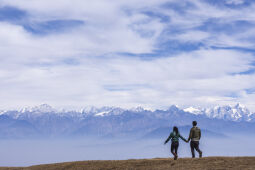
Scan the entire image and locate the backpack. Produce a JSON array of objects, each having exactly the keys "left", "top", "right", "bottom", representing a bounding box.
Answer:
[{"left": 192, "top": 127, "right": 200, "bottom": 139}]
